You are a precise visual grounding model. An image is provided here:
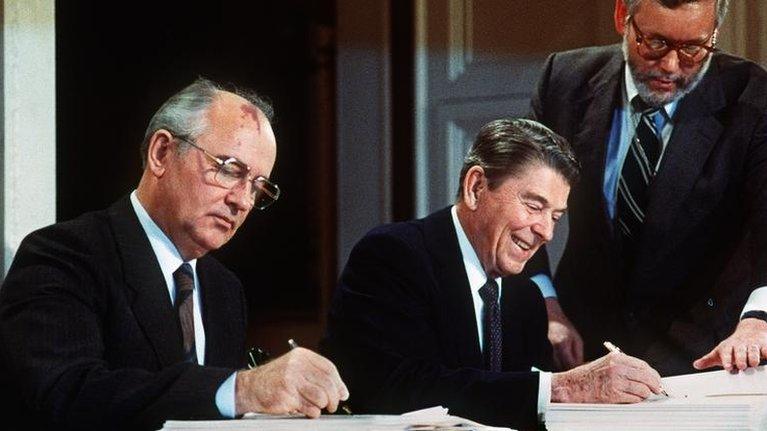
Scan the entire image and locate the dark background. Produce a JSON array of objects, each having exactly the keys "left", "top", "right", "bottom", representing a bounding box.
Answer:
[{"left": 56, "top": 1, "right": 337, "bottom": 346}]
